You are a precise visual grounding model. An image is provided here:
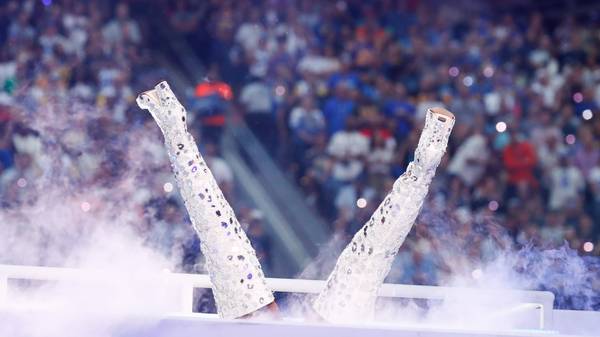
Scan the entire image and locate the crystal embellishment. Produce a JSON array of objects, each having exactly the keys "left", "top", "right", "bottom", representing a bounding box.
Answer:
[
  {"left": 313, "top": 108, "right": 455, "bottom": 323},
  {"left": 137, "top": 81, "right": 274, "bottom": 319}
]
